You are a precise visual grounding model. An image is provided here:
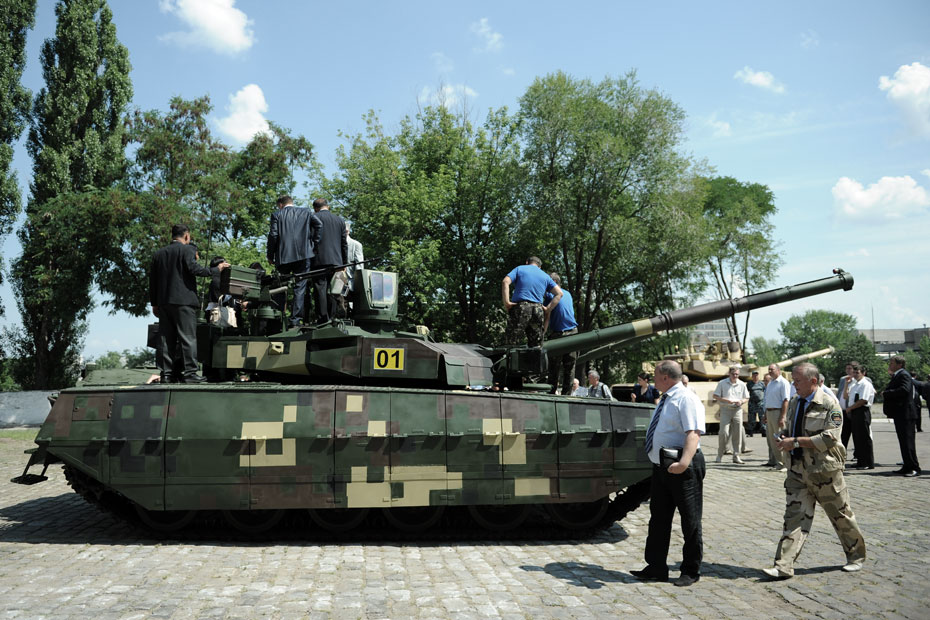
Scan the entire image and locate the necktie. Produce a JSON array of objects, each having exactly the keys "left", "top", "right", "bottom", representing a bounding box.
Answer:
[
  {"left": 791, "top": 398, "right": 806, "bottom": 457},
  {"left": 644, "top": 393, "right": 669, "bottom": 455}
]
